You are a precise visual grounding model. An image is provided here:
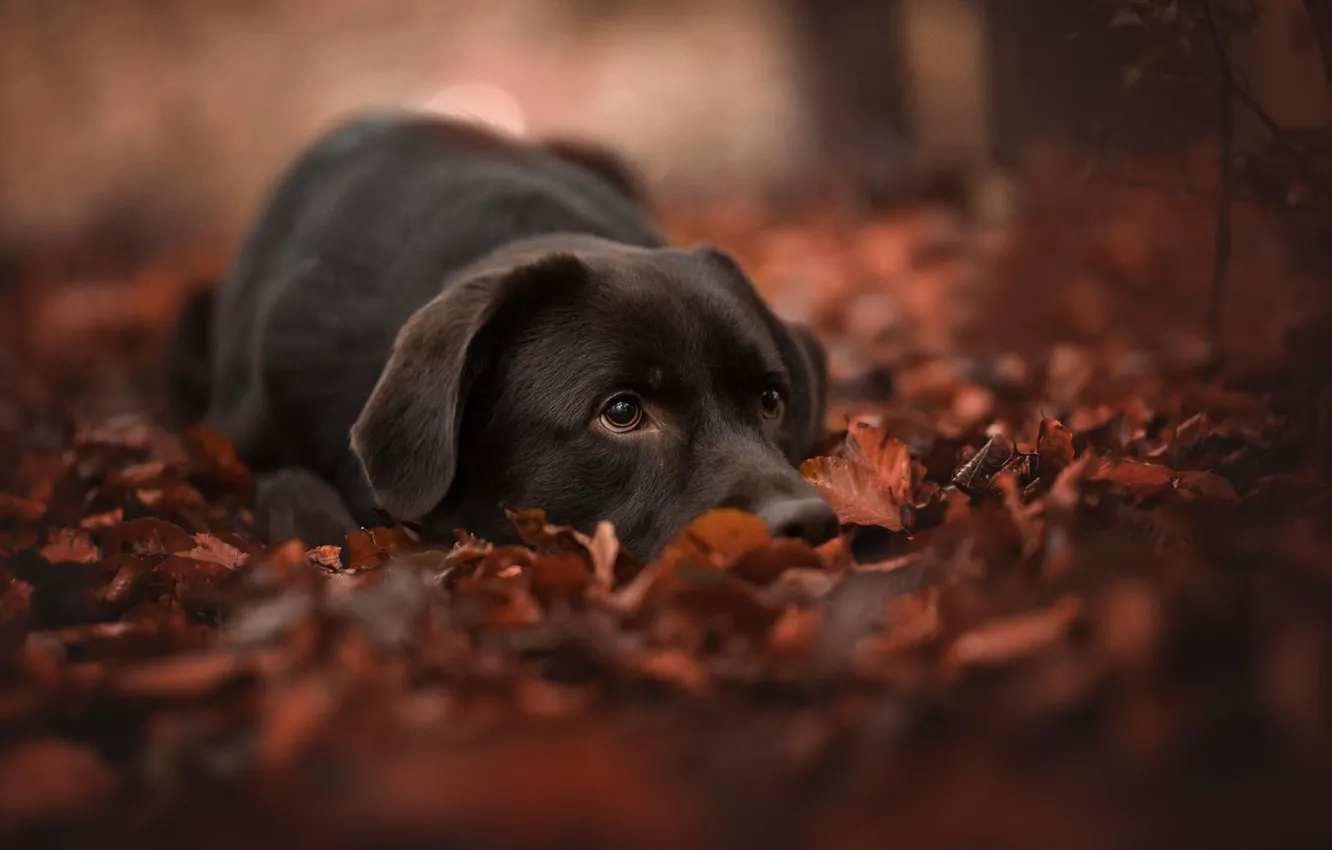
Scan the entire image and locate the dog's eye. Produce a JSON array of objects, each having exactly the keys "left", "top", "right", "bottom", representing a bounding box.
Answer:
[
  {"left": 600, "top": 394, "right": 644, "bottom": 432},
  {"left": 760, "top": 387, "right": 784, "bottom": 419}
]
